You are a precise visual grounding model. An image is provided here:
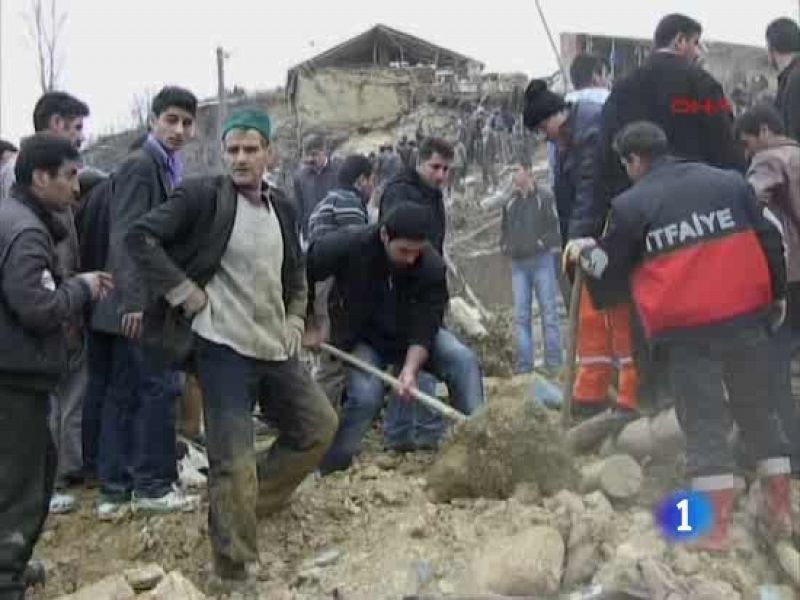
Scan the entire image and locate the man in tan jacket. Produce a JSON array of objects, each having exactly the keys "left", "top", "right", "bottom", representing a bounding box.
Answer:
[{"left": 738, "top": 103, "right": 800, "bottom": 475}]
